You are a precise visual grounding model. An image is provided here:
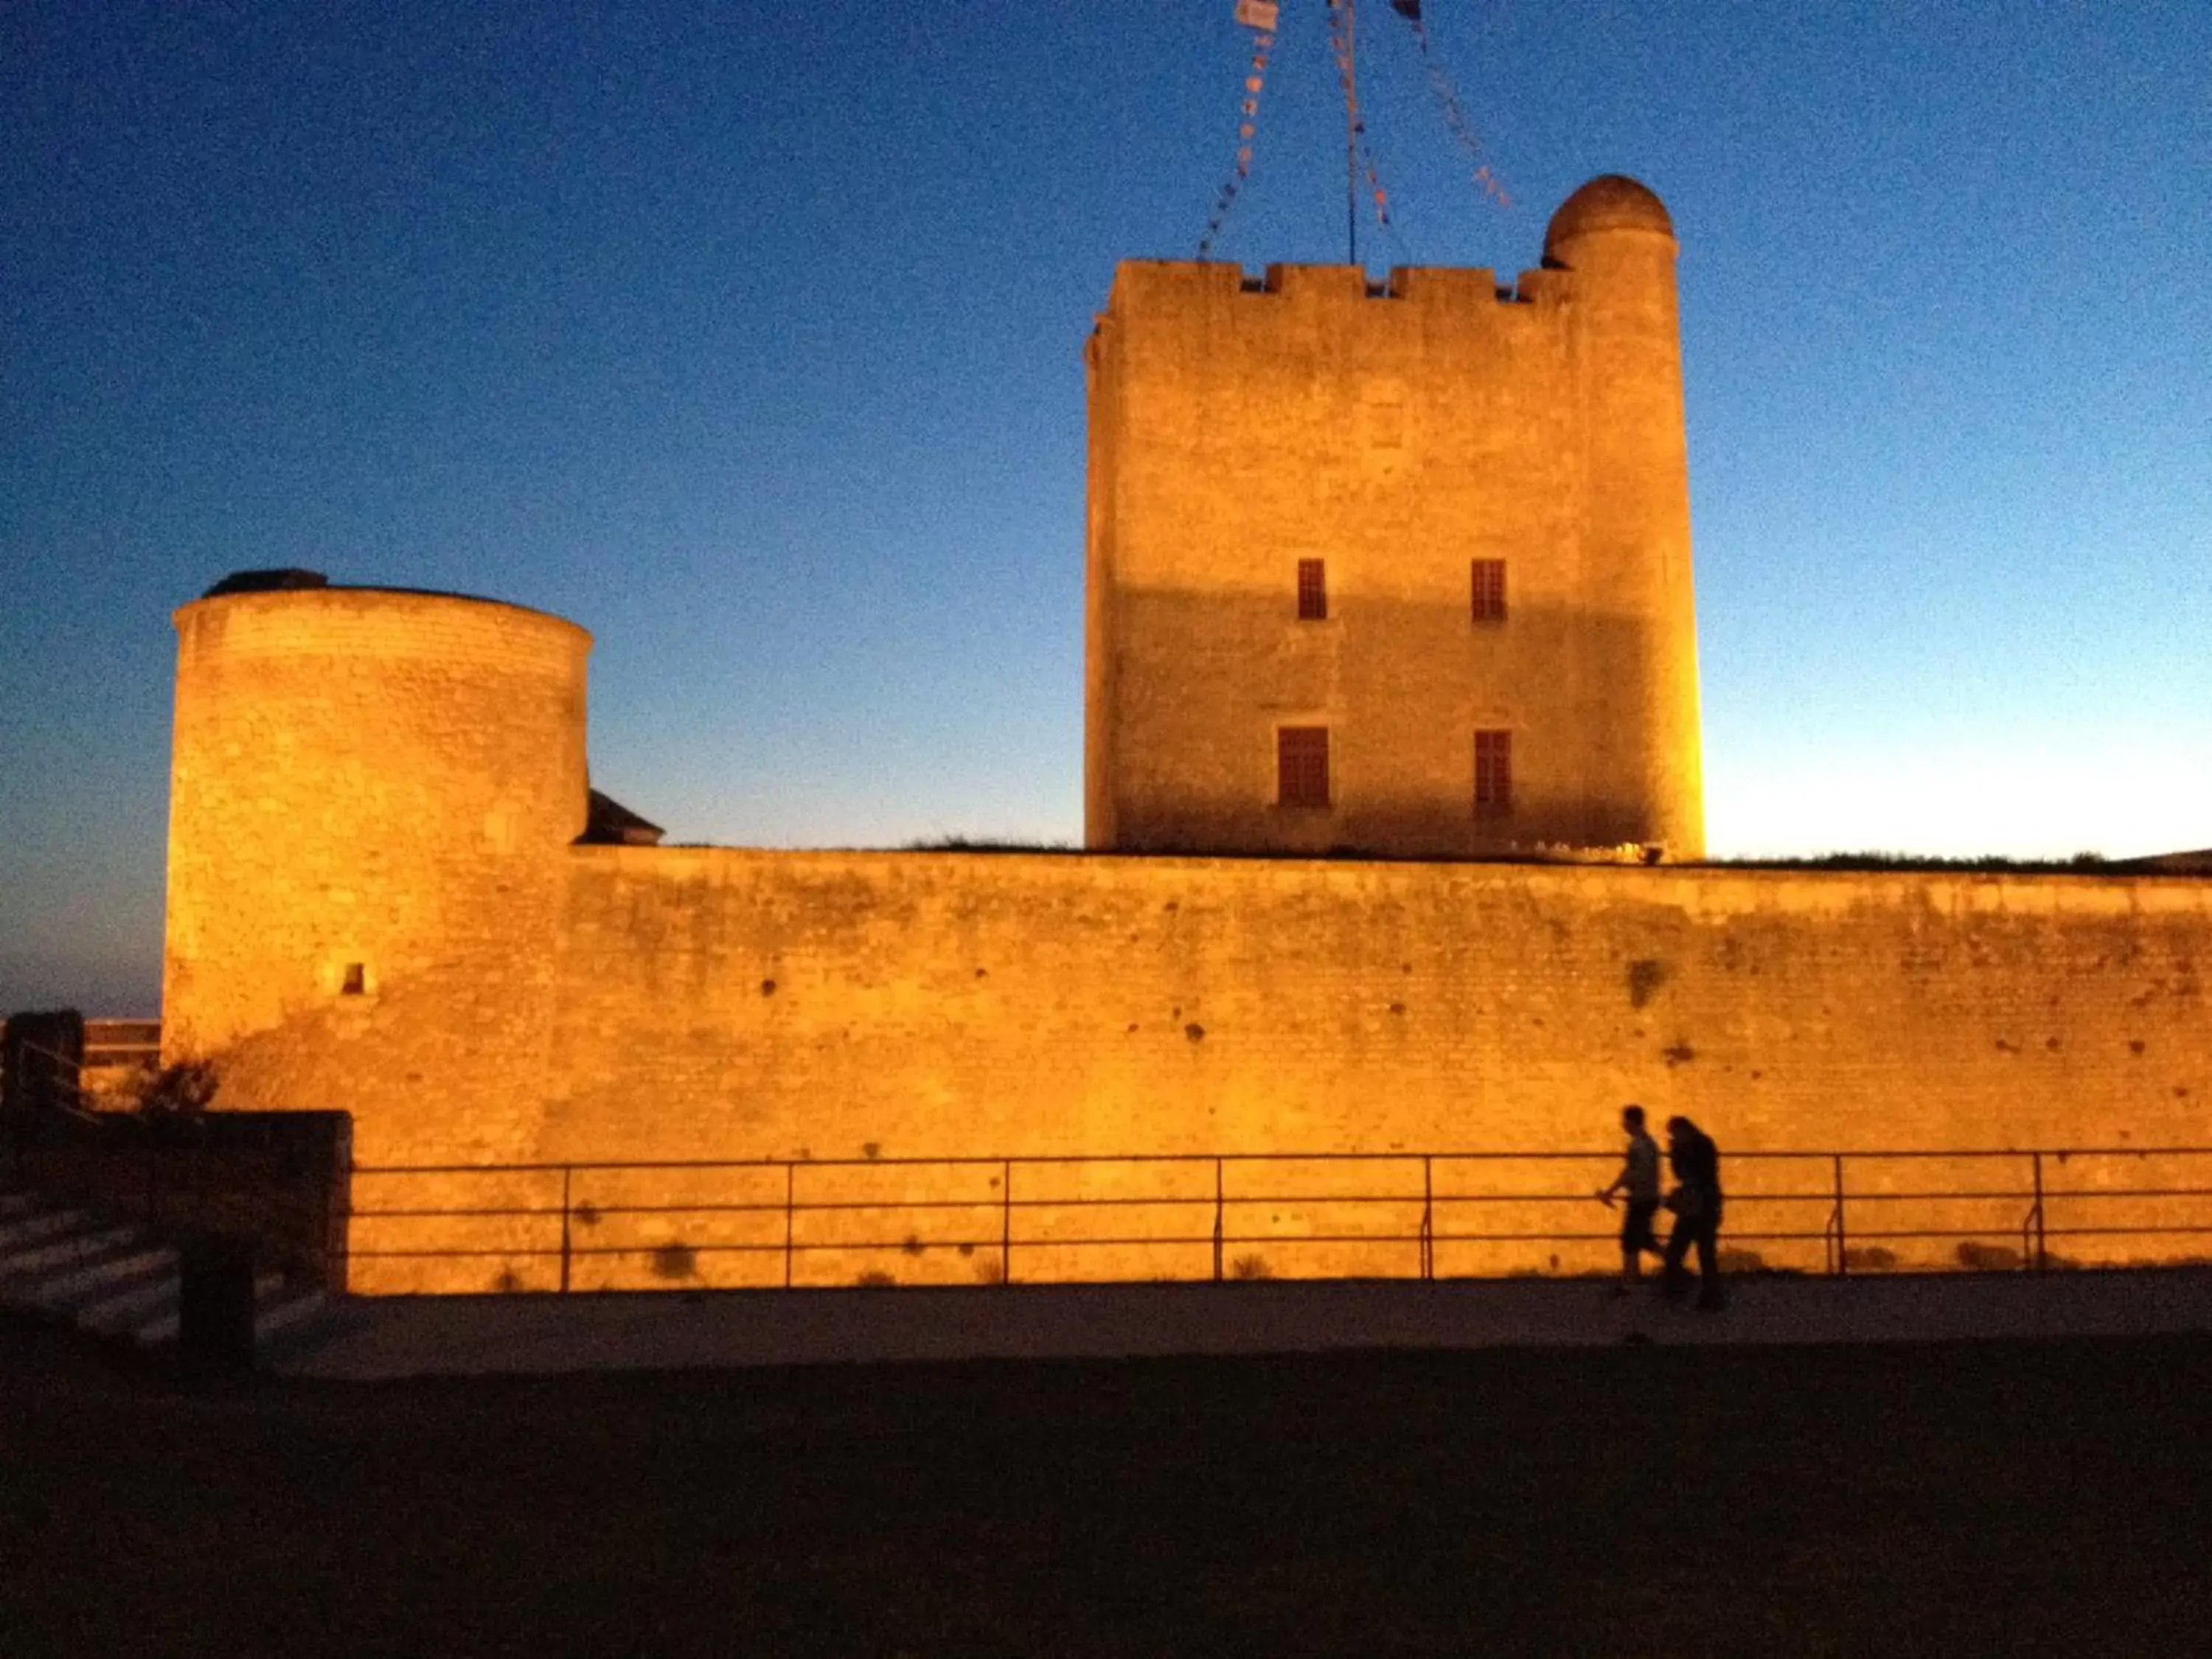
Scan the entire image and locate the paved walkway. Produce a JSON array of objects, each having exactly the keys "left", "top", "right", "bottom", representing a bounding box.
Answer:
[{"left": 279, "top": 1267, "right": 2212, "bottom": 1378}]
